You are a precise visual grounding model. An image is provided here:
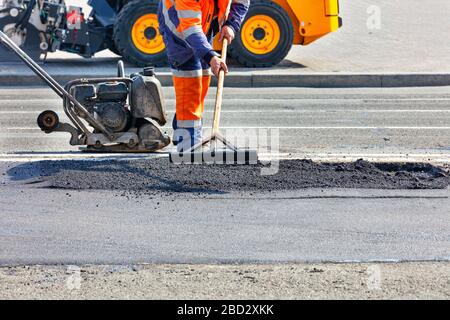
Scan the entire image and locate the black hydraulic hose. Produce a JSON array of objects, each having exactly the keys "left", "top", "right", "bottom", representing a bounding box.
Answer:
[{"left": 15, "top": 0, "right": 36, "bottom": 30}]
